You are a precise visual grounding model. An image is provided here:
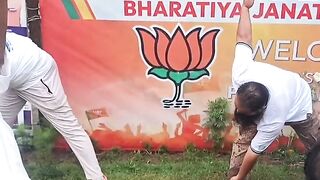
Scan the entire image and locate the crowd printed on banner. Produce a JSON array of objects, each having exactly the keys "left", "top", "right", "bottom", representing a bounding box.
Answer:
[
  {"left": 253, "top": 40, "right": 320, "bottom": 62},
  {"left": 121, "top": 0, "right": 320, "bottom": 23}
]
